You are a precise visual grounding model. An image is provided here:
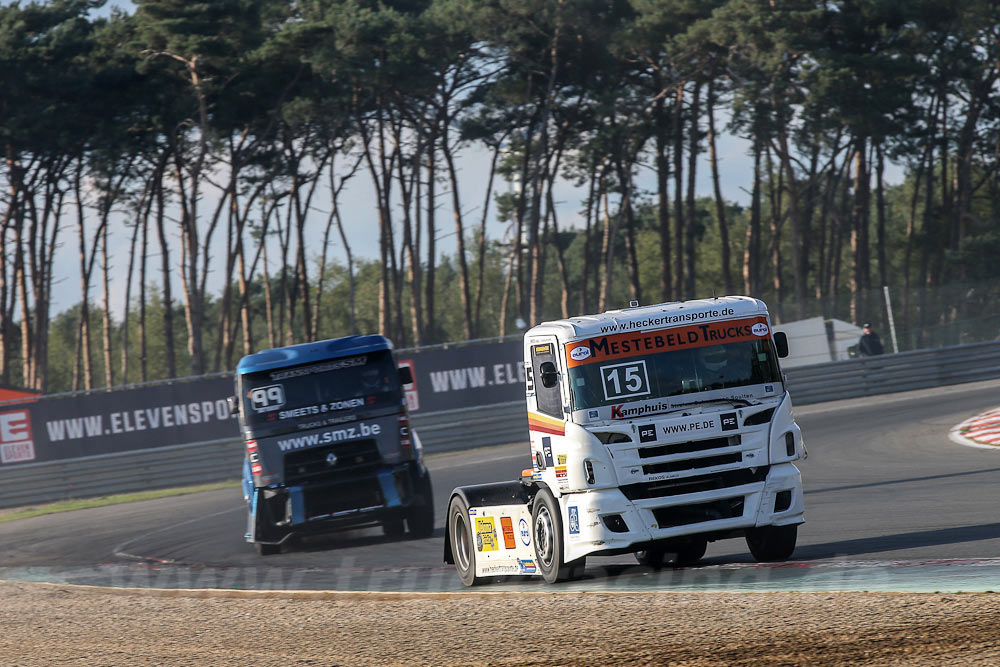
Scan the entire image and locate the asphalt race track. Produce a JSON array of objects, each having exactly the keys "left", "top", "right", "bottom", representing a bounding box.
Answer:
[{"left": 1, "top": 379, "right": 999, "bottom": 593}]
